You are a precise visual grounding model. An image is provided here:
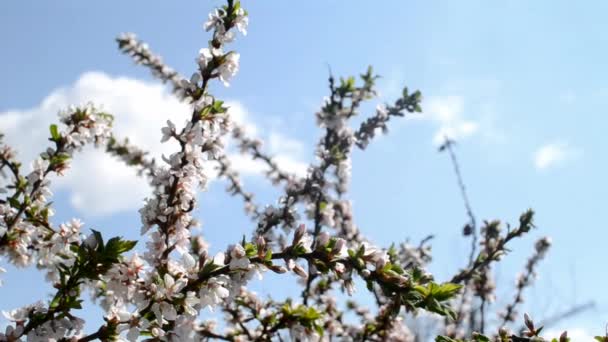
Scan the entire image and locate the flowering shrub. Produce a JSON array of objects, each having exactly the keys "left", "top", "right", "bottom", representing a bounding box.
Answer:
[{"left": 0, "top": 1, "right": 595, "bottom": 341}]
